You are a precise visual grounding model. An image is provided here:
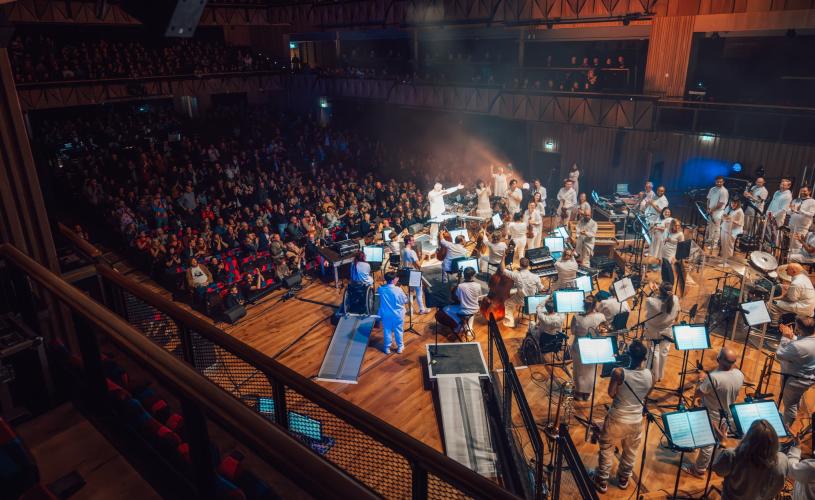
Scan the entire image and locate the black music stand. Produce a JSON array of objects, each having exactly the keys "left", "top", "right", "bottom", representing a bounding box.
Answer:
[
  {"left": 573, "top": 336, "right": 616, "bottom": 441},
  {"left": 662, "top": 407, "right": 719, "bottom": 499},
  {"left": 402, "top": 269, "right": 426, "bottom": 336},
  {"left": 659, "top": 324, "right": 710, "bottom": 410}
]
